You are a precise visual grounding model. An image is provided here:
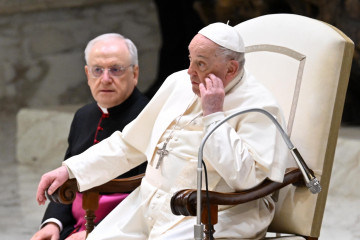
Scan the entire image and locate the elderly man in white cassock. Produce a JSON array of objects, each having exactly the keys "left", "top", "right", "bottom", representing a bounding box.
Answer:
[{"left": 36, "top": 22, "right": 289, "bottom": 239}]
